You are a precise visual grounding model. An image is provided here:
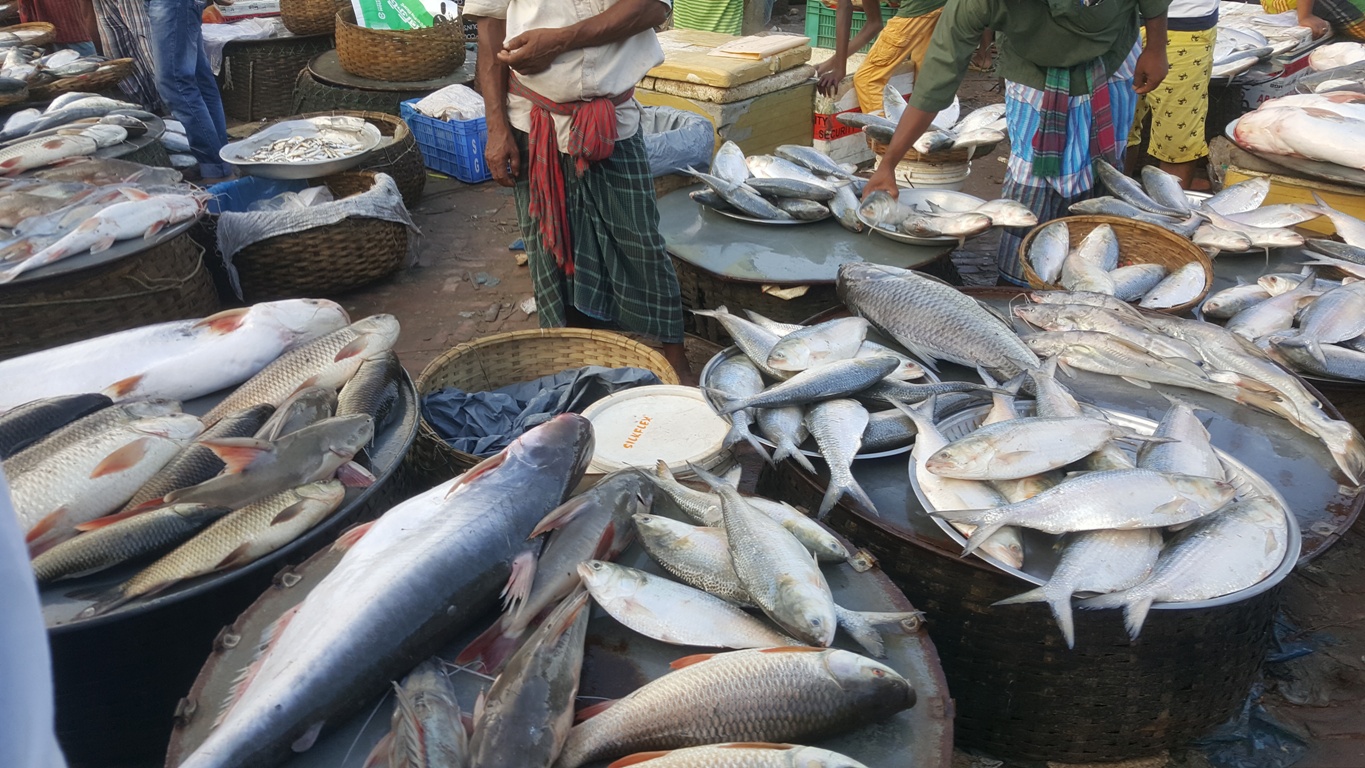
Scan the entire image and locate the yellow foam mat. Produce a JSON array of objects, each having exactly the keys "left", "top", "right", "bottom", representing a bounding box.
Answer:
[
  {"left": 1225, "top": 166, "right": 1365, "bottom": 239},
  {"left": 647, "top": 29, "right": 811, "bottom": 90}
]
